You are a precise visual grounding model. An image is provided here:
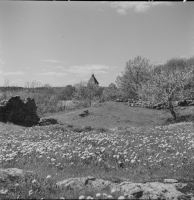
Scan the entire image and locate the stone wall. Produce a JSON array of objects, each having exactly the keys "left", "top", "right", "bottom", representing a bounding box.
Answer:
[{"left": 115, "top": 98, "right": 194, "bottom": 110}]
